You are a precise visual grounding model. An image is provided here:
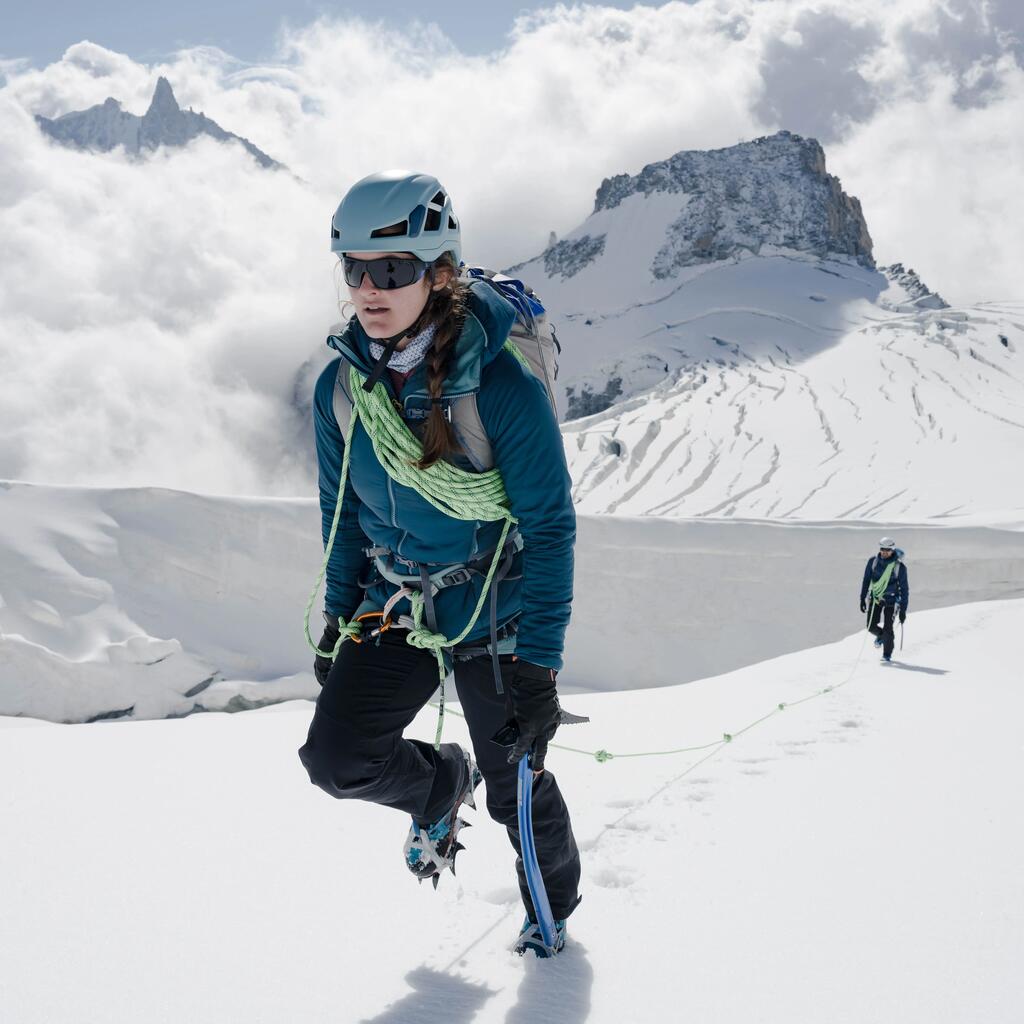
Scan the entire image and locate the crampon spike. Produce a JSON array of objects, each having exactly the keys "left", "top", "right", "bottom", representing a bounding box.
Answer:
[{"left": 402, "top": 749, "right": 481, "bottom": 890}]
